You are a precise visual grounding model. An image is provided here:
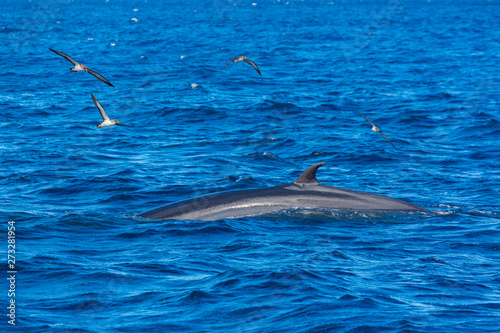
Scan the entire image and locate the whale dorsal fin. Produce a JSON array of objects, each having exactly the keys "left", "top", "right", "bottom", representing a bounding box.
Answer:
[{"left": 293, "top": 162, "right": 326, "bottom": 184}]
